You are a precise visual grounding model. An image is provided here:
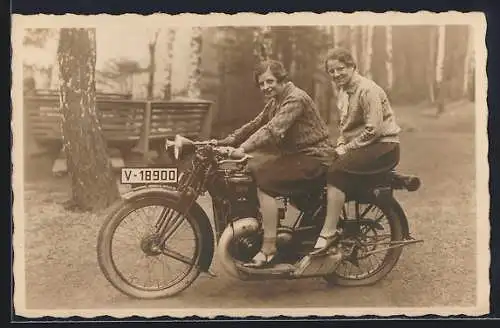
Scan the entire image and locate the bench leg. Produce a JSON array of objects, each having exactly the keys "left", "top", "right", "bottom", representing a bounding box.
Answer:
[
  {"left": 108, "top": 147, "right": 125, "bottom": 169},
  {"left": 25, "top": 130, "right": 49, "bottom": 157},
  {"left": 27, "top": 141, "right": 48, "bottom": 157},
  {"left": 52, "top": 147, "right": 126, "bottom": 176},
  {"left": 52, "top": 149, "right": 67, "bottom": 176}
]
